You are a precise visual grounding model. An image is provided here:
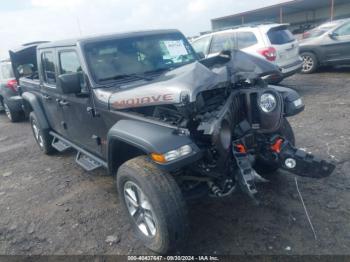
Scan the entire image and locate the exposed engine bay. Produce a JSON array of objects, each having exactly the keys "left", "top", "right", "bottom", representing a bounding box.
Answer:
[{"left": 106, "top": 50, "right": 335, "bottom": 201}]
